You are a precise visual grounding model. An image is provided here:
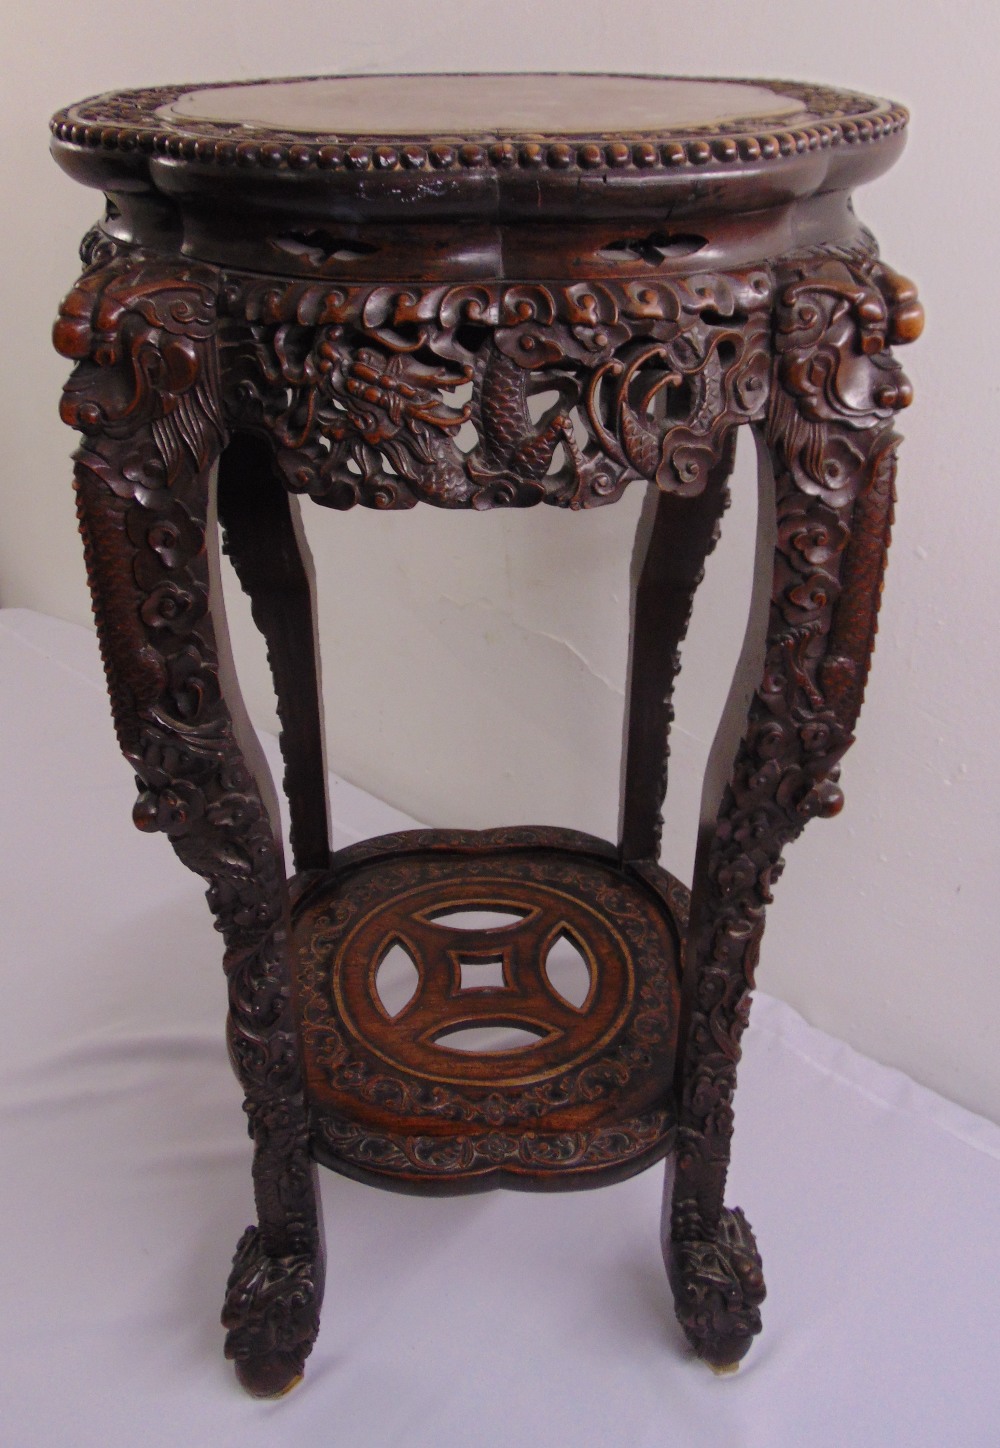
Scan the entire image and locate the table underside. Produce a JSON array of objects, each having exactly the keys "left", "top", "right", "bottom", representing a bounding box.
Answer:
[{"left": 290, "top": 827, "right": 685, "bottom": 1193}]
